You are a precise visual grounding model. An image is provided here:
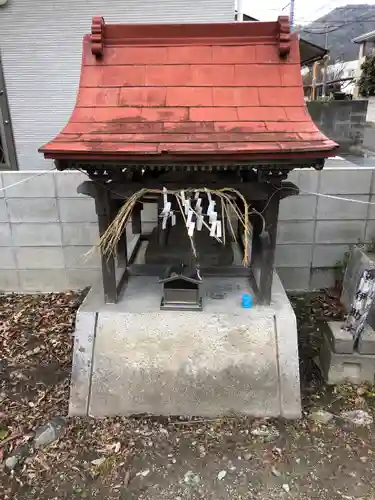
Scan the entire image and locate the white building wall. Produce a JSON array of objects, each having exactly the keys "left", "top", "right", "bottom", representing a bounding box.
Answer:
[{"left": 0, "top": 0, "right": 234, "bottom": 171}]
